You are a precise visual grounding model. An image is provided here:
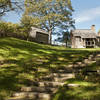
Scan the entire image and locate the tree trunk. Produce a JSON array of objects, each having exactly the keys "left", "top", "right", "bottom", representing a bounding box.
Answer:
[
  {"left": 49, "top": 29, "right": 52, "bottom": 44},
  {"left": 27, "top": 35, "right": 29, "bottom": 41},
  {"left": 27, "top": 38, "right": 29, "bottom": 41},
  {"left": 66, "top": 38, "right": 68, "bottom": 47},
  {"left": 27, "top": 31, "right": 30, "bottom": 41},
  {"left": 65, "top": 40, "right": 67, "bottom": 47}
]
